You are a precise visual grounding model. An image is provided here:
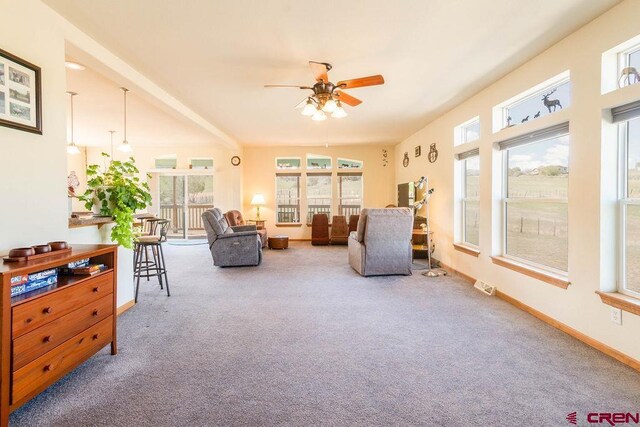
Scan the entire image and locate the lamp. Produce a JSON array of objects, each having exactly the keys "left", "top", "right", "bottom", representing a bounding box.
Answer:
[
  {"left": 251, "top": 193, "right": 266, "bottom": 220},
  {"left": 331, "top": 101, "right": 347, "bottom": 118},
  {"left": 312, "top": 108, "right": 327, "bottom": 121},
  {"left": 301, "top": 98, "right": 316, "bottom": 116},
  {"left": 66, "top": 91, "right": 80, "bottom": 155},
  {"left": 322, "top": 98, "right": 337, "bottom": 113},
  {"left": 414, "top": 176, "right": 426, "bottom": 190},
  {"left": 412, "top": 181, "right": 439, "bottom": 277},
  {"left": 118, "top": 87, "right": 132, "bottom": 153}
]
